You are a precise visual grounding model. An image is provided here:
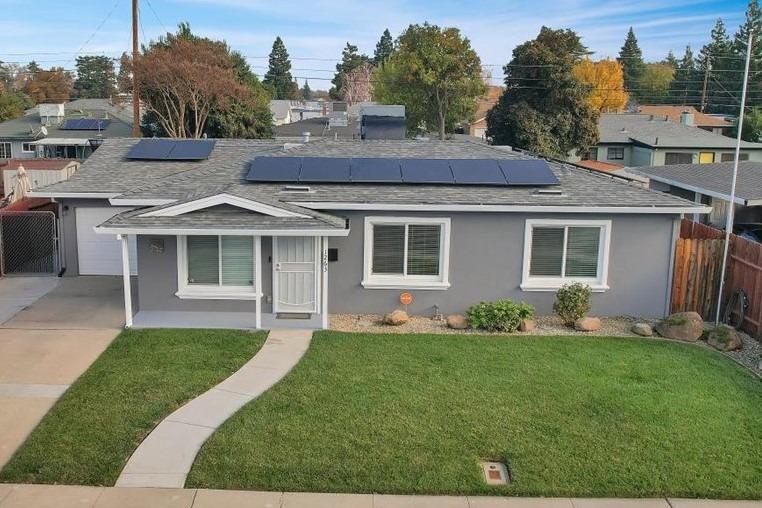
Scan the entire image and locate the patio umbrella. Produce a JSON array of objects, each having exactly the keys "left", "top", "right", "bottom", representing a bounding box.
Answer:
[{"left": 10, "top": 165, "right": 32, "bottom": 203}]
